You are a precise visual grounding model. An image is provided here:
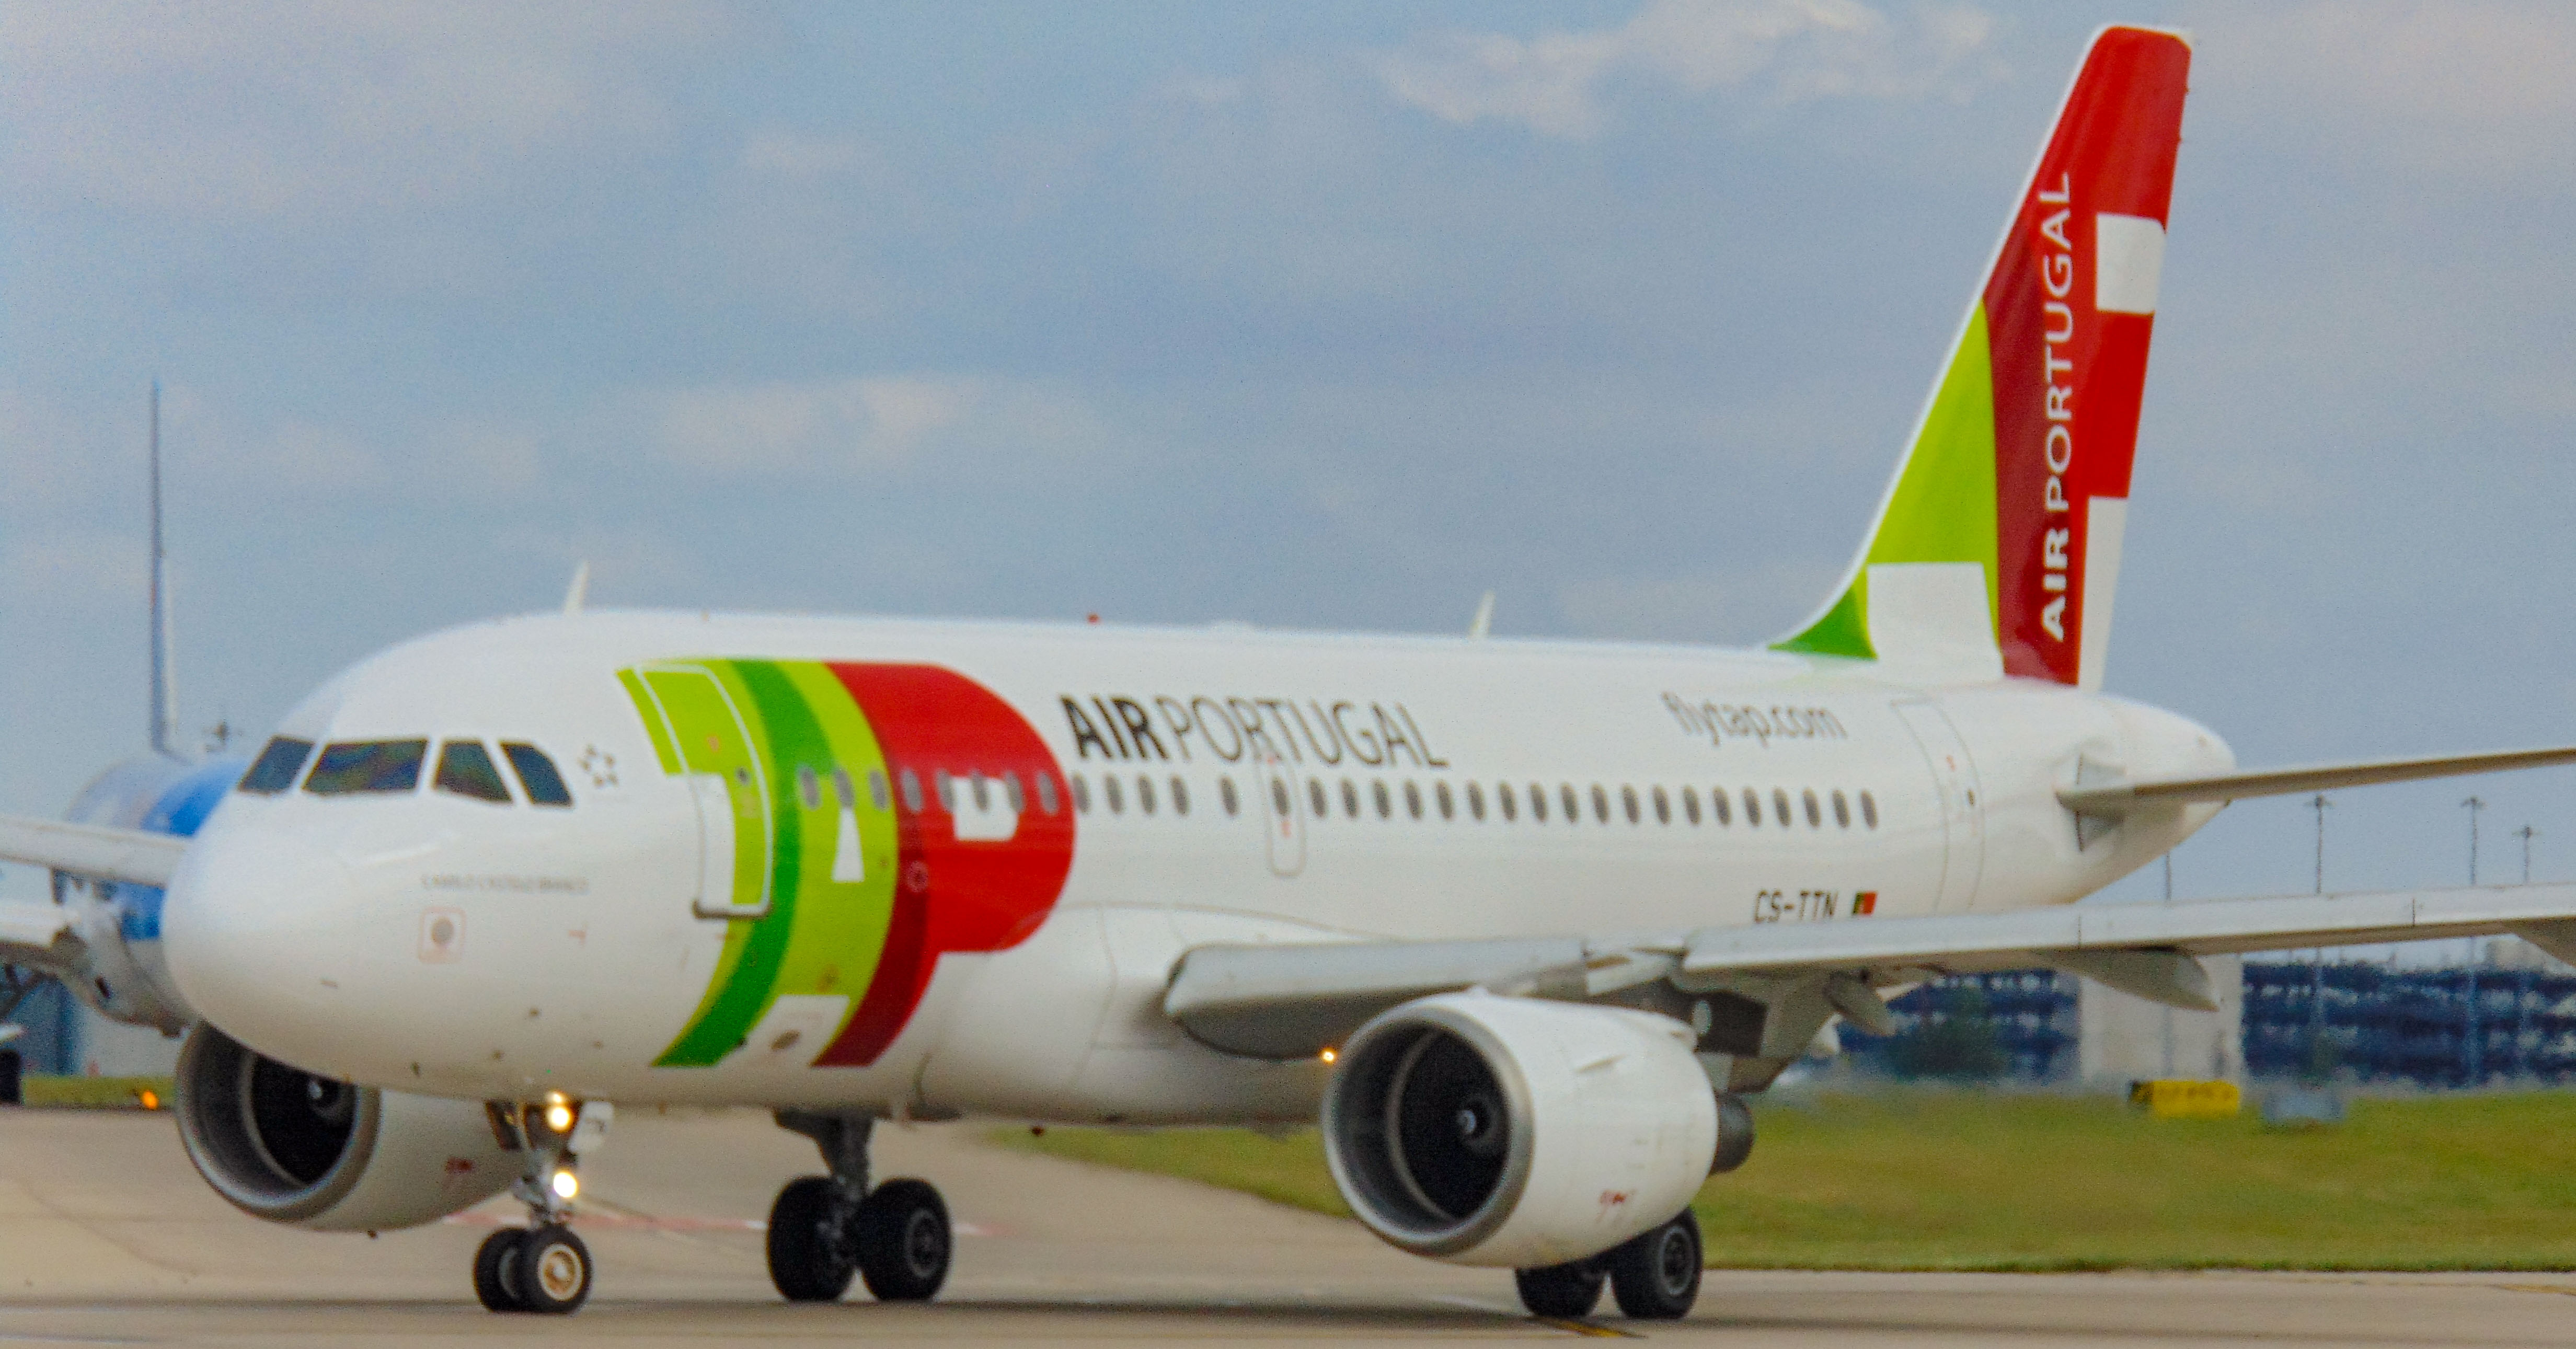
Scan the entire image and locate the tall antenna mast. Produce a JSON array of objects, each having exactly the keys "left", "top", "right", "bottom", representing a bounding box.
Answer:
[{"left": 148, "top": 381, "right": 178, "bottom": 759}]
